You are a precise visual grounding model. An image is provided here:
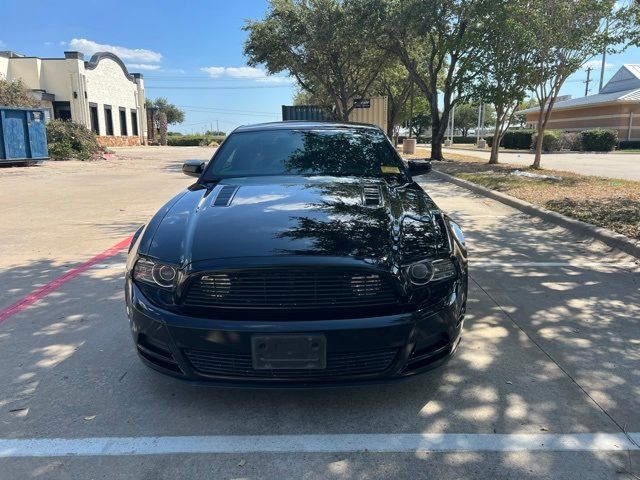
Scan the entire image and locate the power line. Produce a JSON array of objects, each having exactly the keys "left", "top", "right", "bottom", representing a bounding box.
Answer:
[
  {"left": 145, "top": 85, "right": 293, "bottom": 90},
  {"left": 176, "top": 105, "right": 279, "bottom": 115}
]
